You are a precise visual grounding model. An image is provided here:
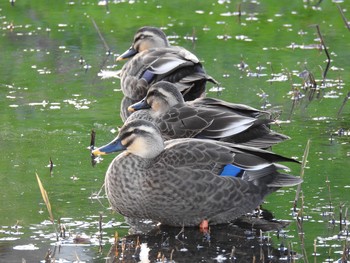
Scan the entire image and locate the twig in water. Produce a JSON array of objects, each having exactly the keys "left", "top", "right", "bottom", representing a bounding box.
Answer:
[
  {"left": 313, "top": 239, "right": 317, "bottom": 262},
  {"left": 341, "top": 240, "right": 349, "bottom": 262},
  {"left": 191, "top": 27, "right": 196, "bottom": 49},
  {"left": 104, "top": 0, "right": 110, "bottom": 14},
  {"left": 90, "top": 129, "right": 96, "bottom": 149},
  {"left": 337, "top": 4, "right": 350, "bottom": 32},
  {"left": 325, "top": 175, "right": 333, "bottom": 213},
  {"left": 306, "top": 71, "right": 318, "bottom": 101},
  {"left": 237, "top": 3, "right": 242, "bottom": 24},
  {"left": 91, "top": 17, "right": 113, "bottom": 84},
  {"left": 91, "top": 18, "right": 110, "bottom": 53},
  {"left": 315, "top": 0, "right": 323, "bottom": 7},
  {"left": 296, "top": 201, "right": 309, "bottom": 263},
  {"left": 175, "top": 224, "right": 185, "bottom": 240},
  {"left": 294, "top": 139, "right": 310, "bottom": 211},
  {"left": 337, "top": 91, "right": 350, "bottom": 117},
  {"left": 105, "top": 231, "right": 119, "bottom": 261},
  {"left": 340, "top": 203, "right": 345, "bottom": 232},
  {"left": 90, "top": 129, "right": 97, "bottom": 167},
  {"left": 170, "top": 249, "right": 174, "bottom": 262},
  {"left": 315, "top": 25, "right": 331, "bottom": 85},
  {"left": 49, "top": 157, "right": 54, "bottom": 177},
  {"left": 98, "top": 212, "right": 103, "bottom": 253},
  {"left": 230, "top": 246, "right": 236, "bottom": 262}
]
